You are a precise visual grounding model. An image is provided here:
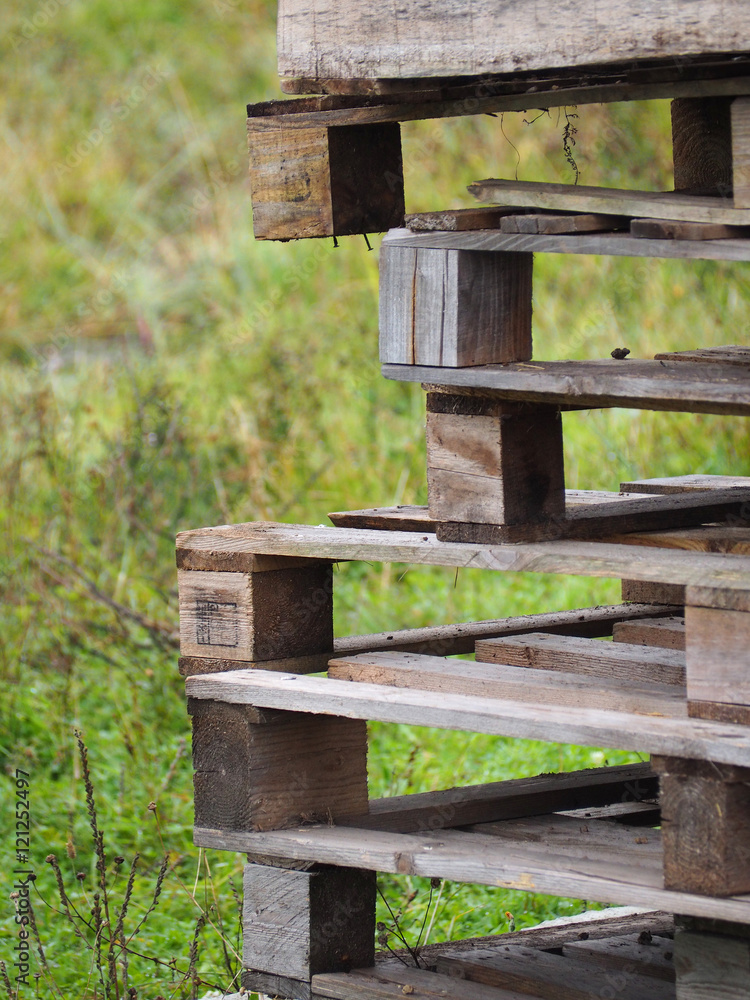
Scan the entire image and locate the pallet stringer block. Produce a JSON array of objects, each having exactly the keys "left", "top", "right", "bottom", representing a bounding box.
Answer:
[
  {"left": 653, "top": 755, "right": 750, "bottom": 897},
  {"left": 379, "top": 244, "right": 533, "bottom": 366},
  {"left": 685, "top": 586, "right": 750, "bottom": 724},
  {"left": 188, "top": 698, "right": 368, "bottom": 832},
  {"left": 248, "top": 119, "right": 404, "bottom": 240},
  {"left": 675, "top": 916, "right": 750, "bottom": 1000},
  {"left": 425, "top": 392, "right": 565, "bottom": 527},
  {"left": 671, "top": 96, "right": 733, "bottom": 197},
  {"left": 241, "top": 861, "right": 375, "bottom": 1000}
]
